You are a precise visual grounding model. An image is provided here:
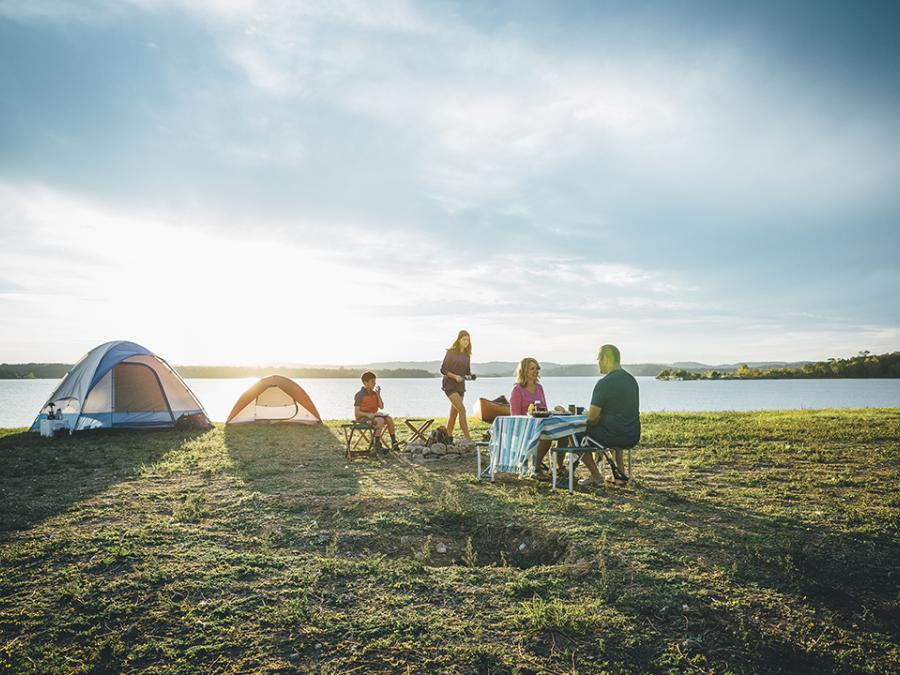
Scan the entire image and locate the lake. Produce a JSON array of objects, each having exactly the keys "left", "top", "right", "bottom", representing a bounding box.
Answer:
[{"left": 2, "top": 376, "right": 899, "bottom": 428}]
